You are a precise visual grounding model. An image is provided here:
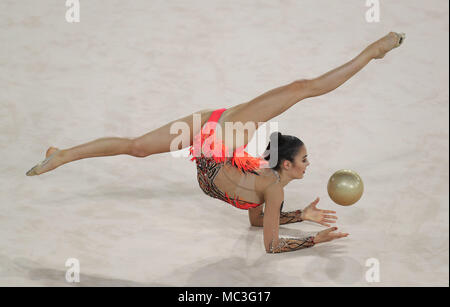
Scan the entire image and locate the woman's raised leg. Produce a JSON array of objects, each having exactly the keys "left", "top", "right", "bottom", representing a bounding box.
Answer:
[
  {"left": 219, "top": 32, "right": 405, "bottom": 150},
  {"left": 26, "top": 108, "right": 214, "bottom": 176}
]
